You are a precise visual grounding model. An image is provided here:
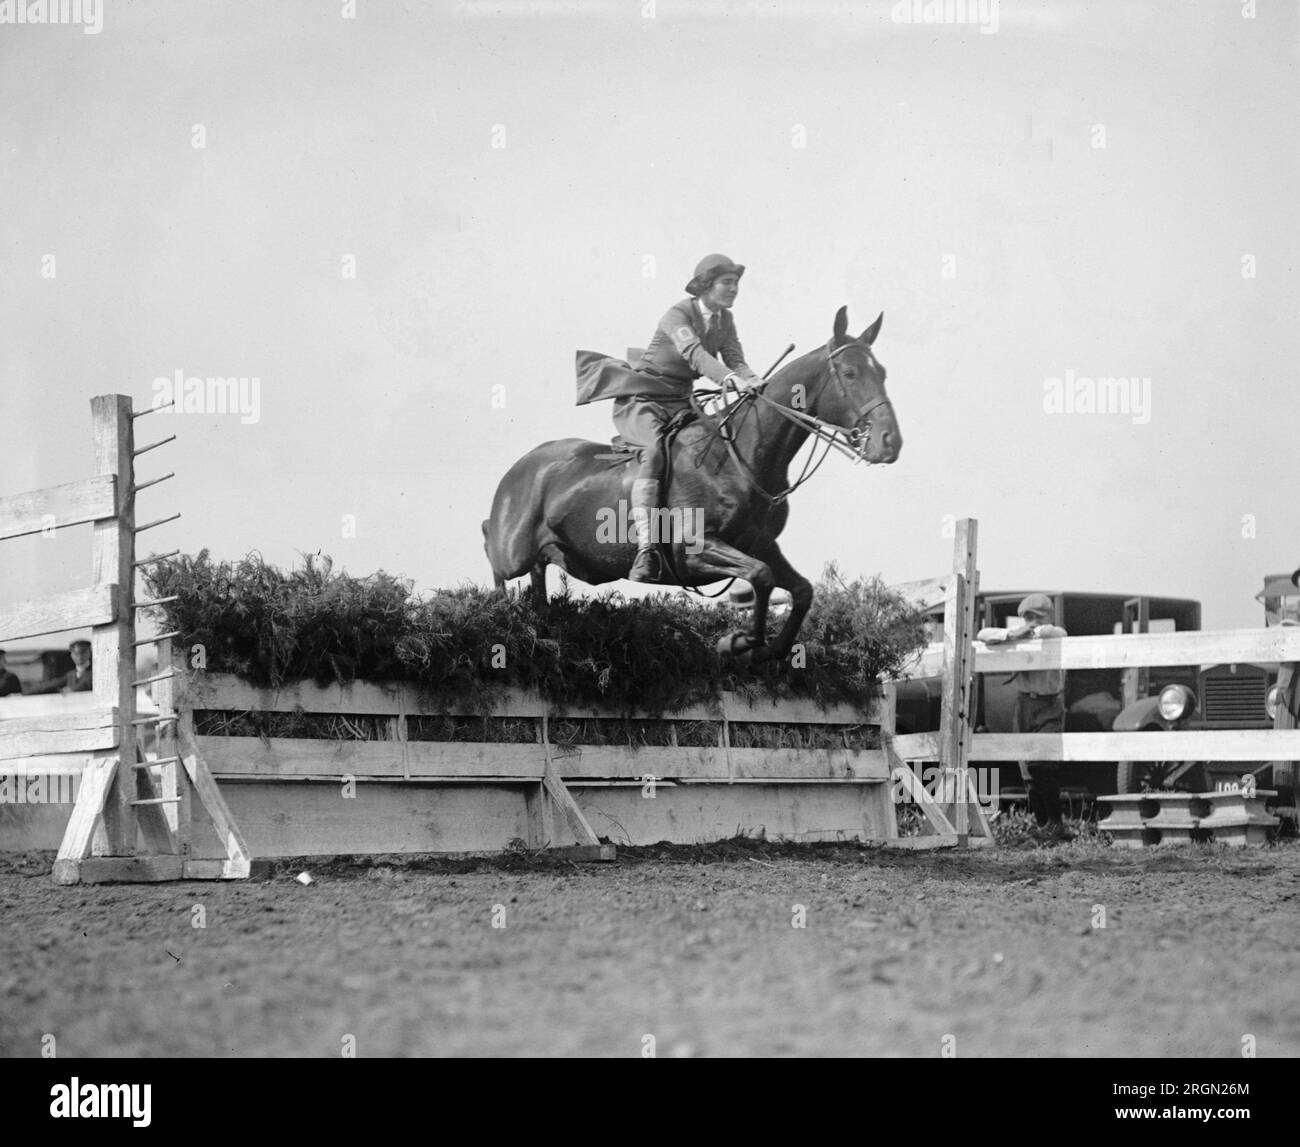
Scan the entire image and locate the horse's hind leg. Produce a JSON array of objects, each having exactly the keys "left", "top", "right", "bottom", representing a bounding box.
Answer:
[{"left": 529, "top": 562, "right": 548, "bottom": 604}]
